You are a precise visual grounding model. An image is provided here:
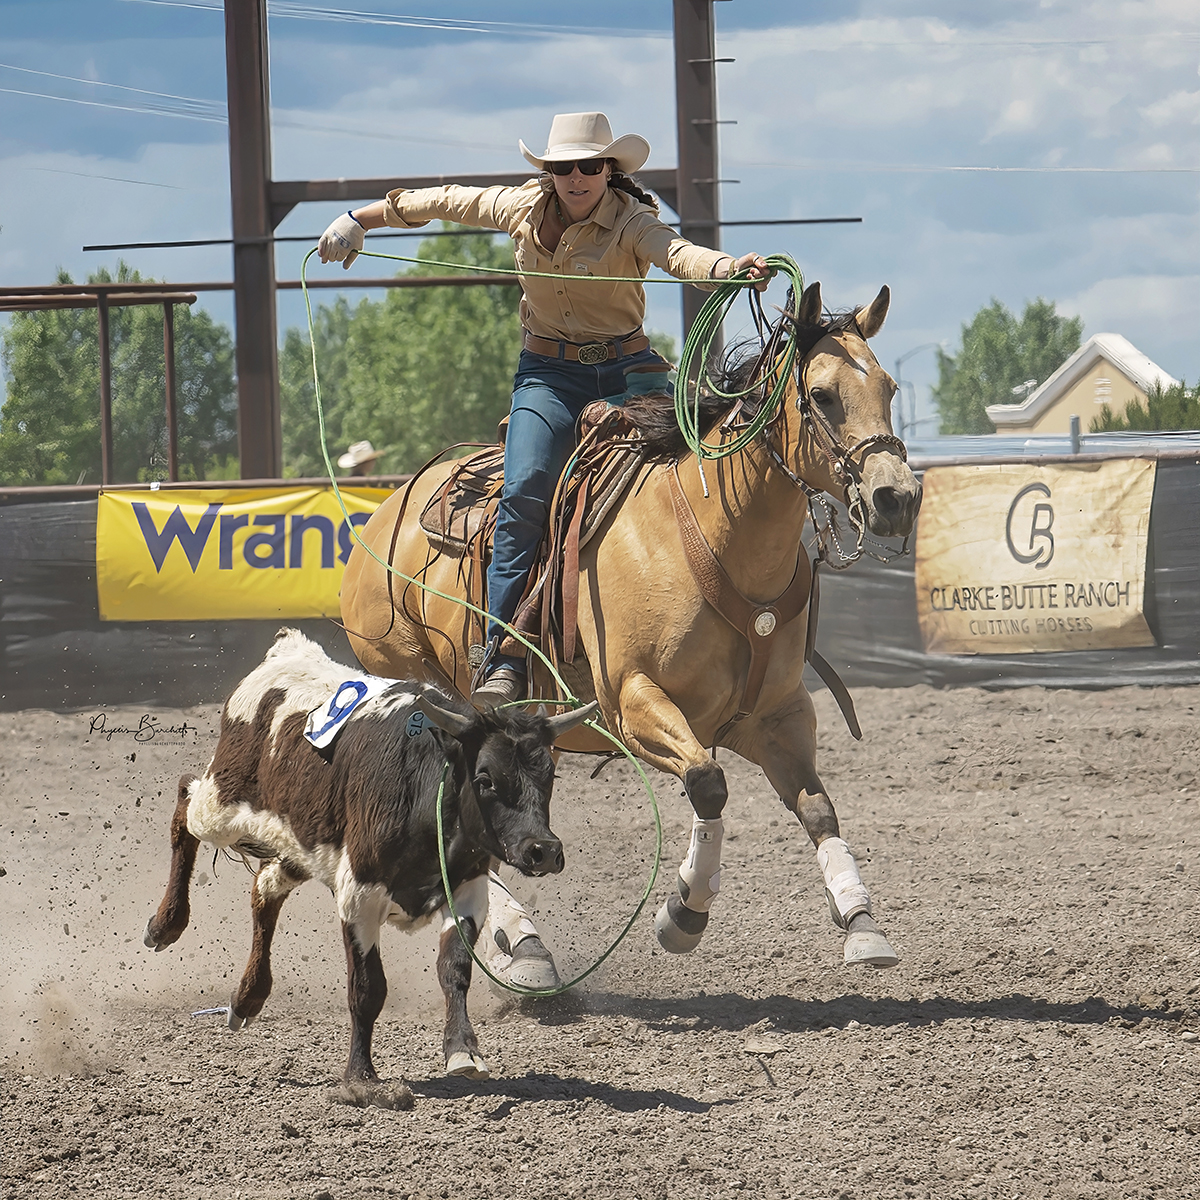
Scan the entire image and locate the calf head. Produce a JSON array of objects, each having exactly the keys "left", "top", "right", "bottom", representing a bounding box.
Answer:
[{"left": 416, "top": 688, "right": 598, "bottom": 876}]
